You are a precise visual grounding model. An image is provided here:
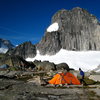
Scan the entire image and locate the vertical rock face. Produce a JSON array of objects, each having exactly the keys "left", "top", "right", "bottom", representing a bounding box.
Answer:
[
  {"left": 7, "top": 42, "right": 36, "bottom": 59},
  {"left": 37, "top": 7, "right": 100, "bottom": 55},
  {"left": 37, "top": 32, "right": 61, "bottom": 55}
]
